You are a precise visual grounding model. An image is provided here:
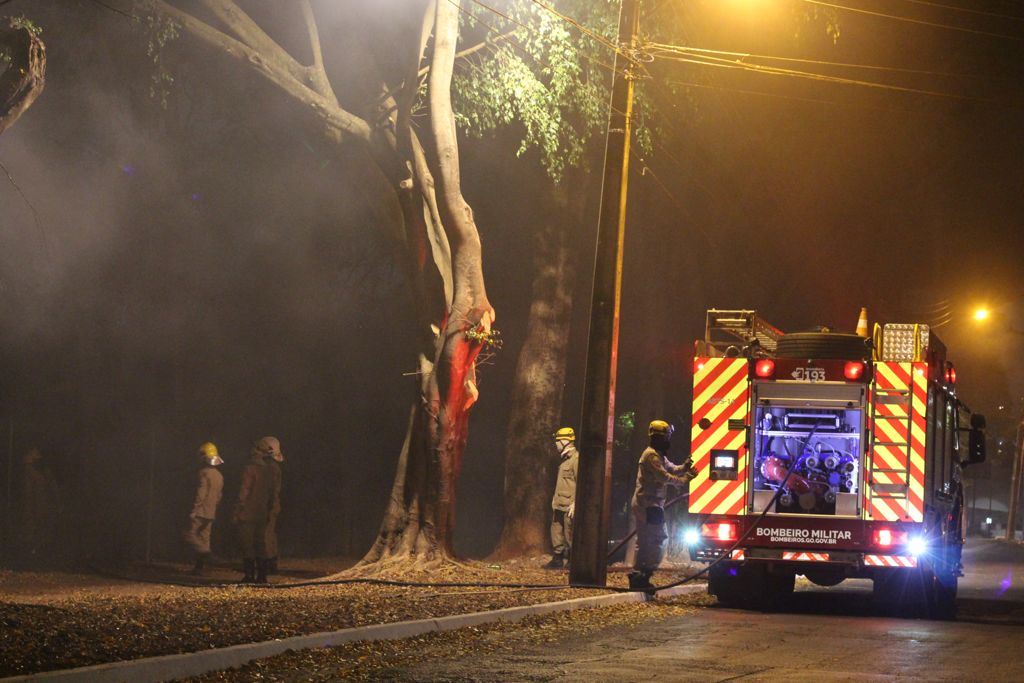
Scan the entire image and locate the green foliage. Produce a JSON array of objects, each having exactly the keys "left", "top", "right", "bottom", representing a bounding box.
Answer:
[
  {"left": 137, "top": 1, "right": 180, "bottom": 109},
  {"left": 10, "top": 16, "right": 42, "bottom": 37},
  {"left": 450, "top": 1, "right": 839, "bottom": 182},
  {"left": 465, "top": 326, "right": 504, "bottom": 350},
  {"left": 614, "top": 409, "right": 636, "bottom": 448},
  {"left": 453, "top": 1, "right": 616, "bottom": 181}
]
